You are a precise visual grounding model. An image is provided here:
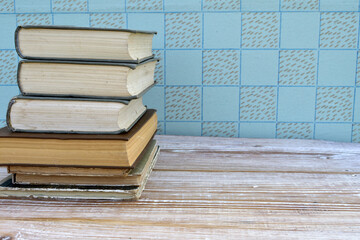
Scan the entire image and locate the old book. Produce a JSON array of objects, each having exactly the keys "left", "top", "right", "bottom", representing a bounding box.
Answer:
[
  {"left": 0, "top": 109, "right": 157, "bottom": 168},
  {"left": 15, "top": 26, "right": 156, "bottom": 63},
  {"left": 17, "top": 59, "right": 157, "bottom": 99},
  {"left": 0, "top": 146, "right": 159, "bottom": 200},
  {"left": 12, "top": 140, "right": 158, "bottom": 186},
  {"left": 7, "top": 96, "right": 146, "bottom": 134}
]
